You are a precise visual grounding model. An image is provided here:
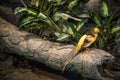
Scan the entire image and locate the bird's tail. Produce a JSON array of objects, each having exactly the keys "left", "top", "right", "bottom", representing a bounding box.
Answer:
[
  {"left": 61, "top": 46, "right": 82, "bottom": 73},
  {"left": 61, "top": 35, "right": 87, "bottom": 73}
]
